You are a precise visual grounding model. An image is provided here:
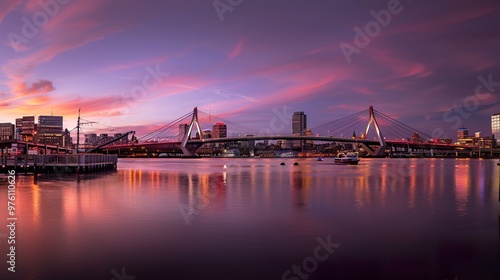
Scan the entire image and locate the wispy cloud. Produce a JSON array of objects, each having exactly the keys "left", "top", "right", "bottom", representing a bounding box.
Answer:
[
  {"left": 0, "top": 0, "right": 21, "bottom": 23},
  {"left": 227, "top": 38, "right": 246, "bottom": 61}
]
